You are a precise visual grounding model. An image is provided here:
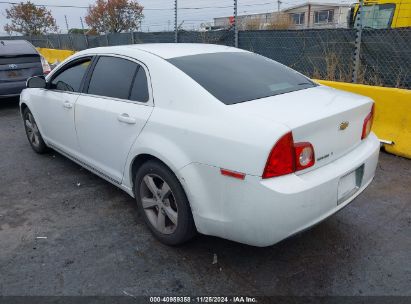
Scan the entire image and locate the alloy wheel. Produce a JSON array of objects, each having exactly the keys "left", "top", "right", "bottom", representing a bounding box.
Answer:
[
  {"left": 139, "top": 174, "right": 178, "bottom": 234},
  {"left": 25, "top": 113, "right": 40, "bottom": 148}
]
